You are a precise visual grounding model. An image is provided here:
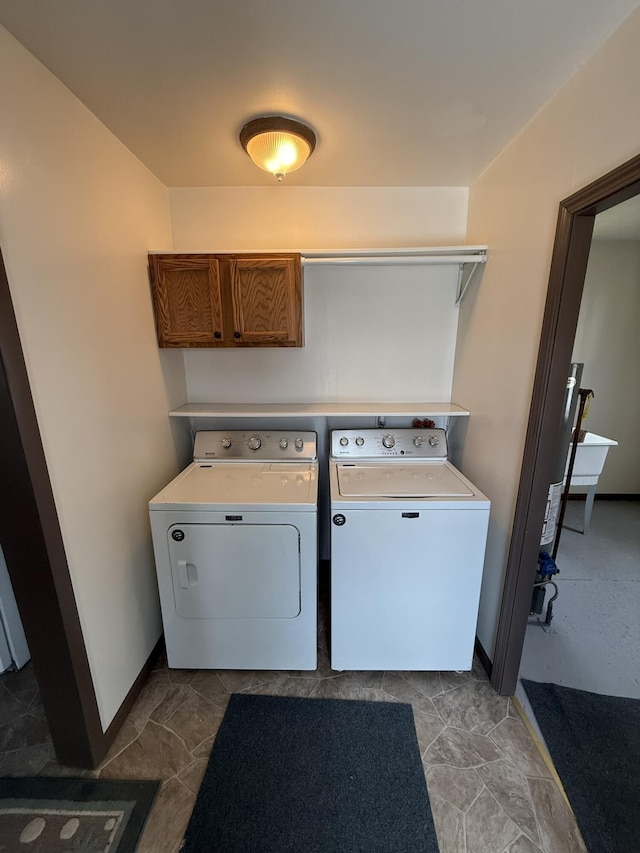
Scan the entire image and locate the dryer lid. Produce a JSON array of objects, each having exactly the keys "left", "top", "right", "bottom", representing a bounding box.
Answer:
[
  {"left": 150, "top": 462, "right": 318, "bottom": 508},
  {"left": 336, "top": 462, "right": 473, "bottom": 497}
]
